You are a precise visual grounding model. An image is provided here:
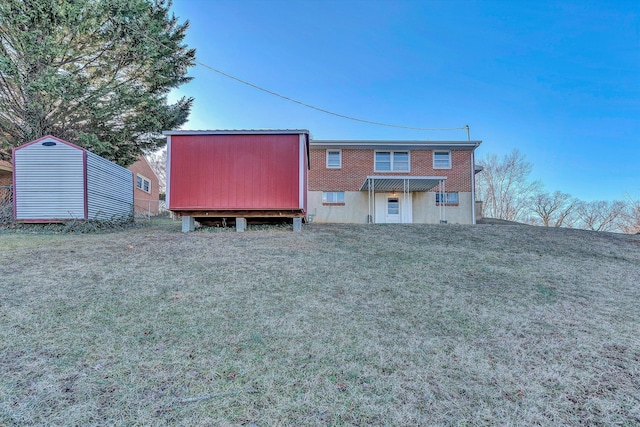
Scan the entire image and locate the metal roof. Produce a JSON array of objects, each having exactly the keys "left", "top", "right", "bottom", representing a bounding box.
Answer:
[
  {"left": 360, "top": 176, "right": 447, "bottom": 192},
  {"left": 163, "top": 129, "right": 310, "bottom": 136},
  {"left": 311, "top": 140, "right": 481, "bottom": 150}
]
